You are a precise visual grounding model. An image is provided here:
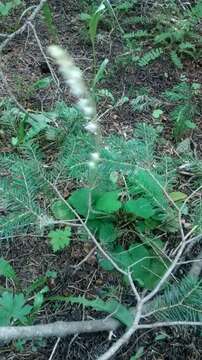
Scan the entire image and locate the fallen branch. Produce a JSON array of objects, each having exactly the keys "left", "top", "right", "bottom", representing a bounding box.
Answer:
[
  {"left": 0, "top": 318, "right": 201, "bottom": 343},
  {"left": 0, "top": 318, "right": 120, "bottom": 342}
]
